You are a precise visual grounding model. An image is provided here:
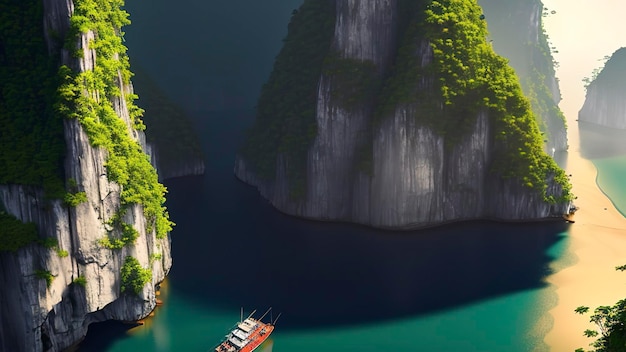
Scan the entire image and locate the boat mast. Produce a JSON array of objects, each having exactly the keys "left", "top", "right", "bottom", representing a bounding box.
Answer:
[
  {"left": 259, "top": 307, "right": 272, "bottom": 321},
  {"left": 272, "top": 312, "right": 282, "bottom": 326},
  {"left": 240, "top": 307, "right": 243, "bottom": 323}
]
